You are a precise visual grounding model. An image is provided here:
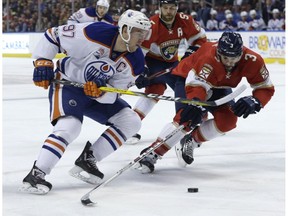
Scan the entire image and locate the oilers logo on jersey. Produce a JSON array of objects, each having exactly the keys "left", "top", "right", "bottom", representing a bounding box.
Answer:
[{"left": 84, "top": 60, "right": 116, "bottom": 81}]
